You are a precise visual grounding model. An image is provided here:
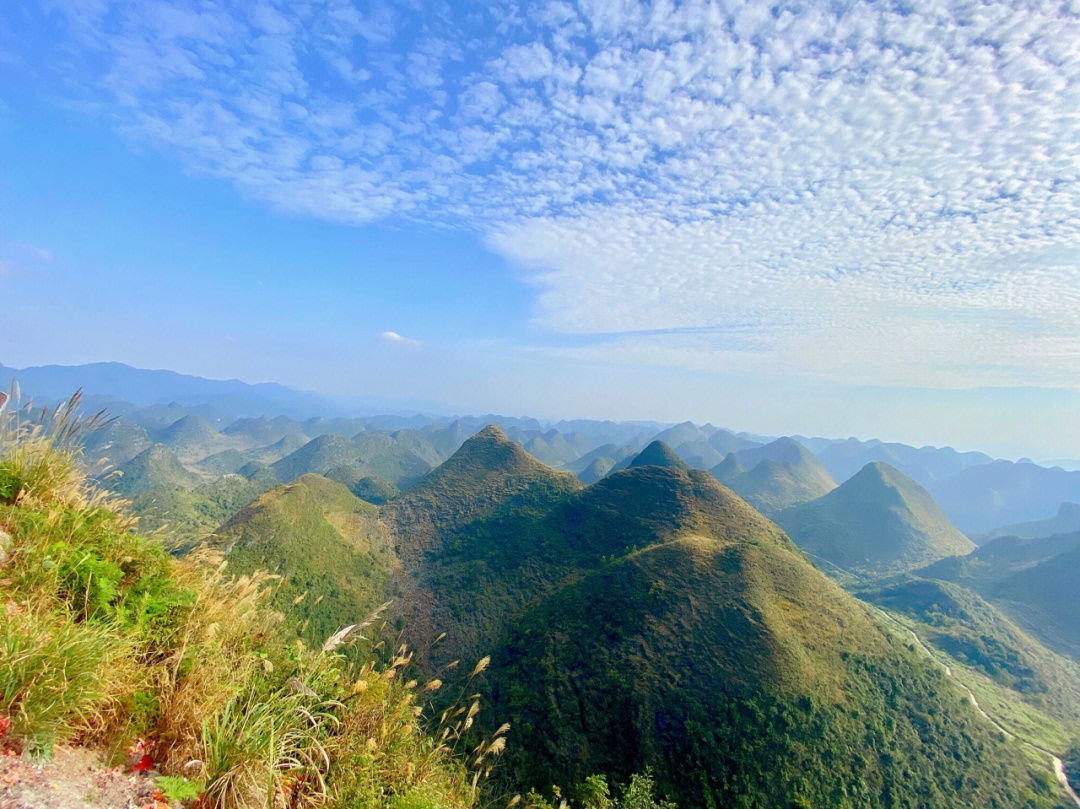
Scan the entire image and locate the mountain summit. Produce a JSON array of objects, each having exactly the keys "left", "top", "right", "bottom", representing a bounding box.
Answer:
[
  {"left": 626, "top": 439, "right": 689, "bottom": 470},
  {"left": 719, "top": 437, "right": 837, "bottom": 516},
  {"left": 777, "top": 461, "right": 975, "bottom": 577}
]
